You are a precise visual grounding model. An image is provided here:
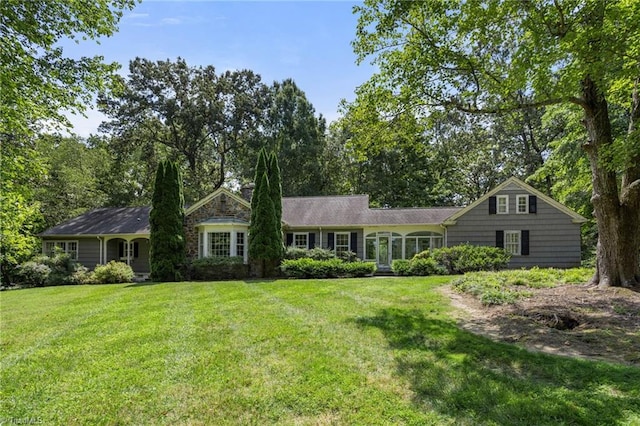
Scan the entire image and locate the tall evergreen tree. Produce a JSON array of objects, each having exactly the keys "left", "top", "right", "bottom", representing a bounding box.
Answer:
[
  {"left": 268, "top": 151, "right": 284, "bottom": 255},
  {"left": 150, "top": 160, "right": 186, "bottom": 282},
  {"left": 248, "top": 149, "right": 283, "bottom": 277}
]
